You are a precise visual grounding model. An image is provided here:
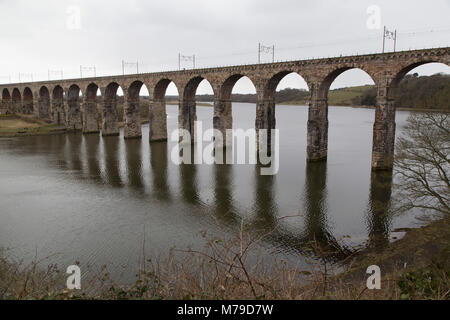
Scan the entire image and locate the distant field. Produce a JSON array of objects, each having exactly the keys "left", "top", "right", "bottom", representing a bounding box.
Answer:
[
  {"left": 0, "top": 118, "right": 40, "bottom": 130},
  {"left": 278, "top": 85, "right": 375, "bottom": 106},
  {"left": 0, "top": 115, "right": 65, "bottom": 136},
  {"left": 327, "top": 85, "right": 374, "bottom": 105}
]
